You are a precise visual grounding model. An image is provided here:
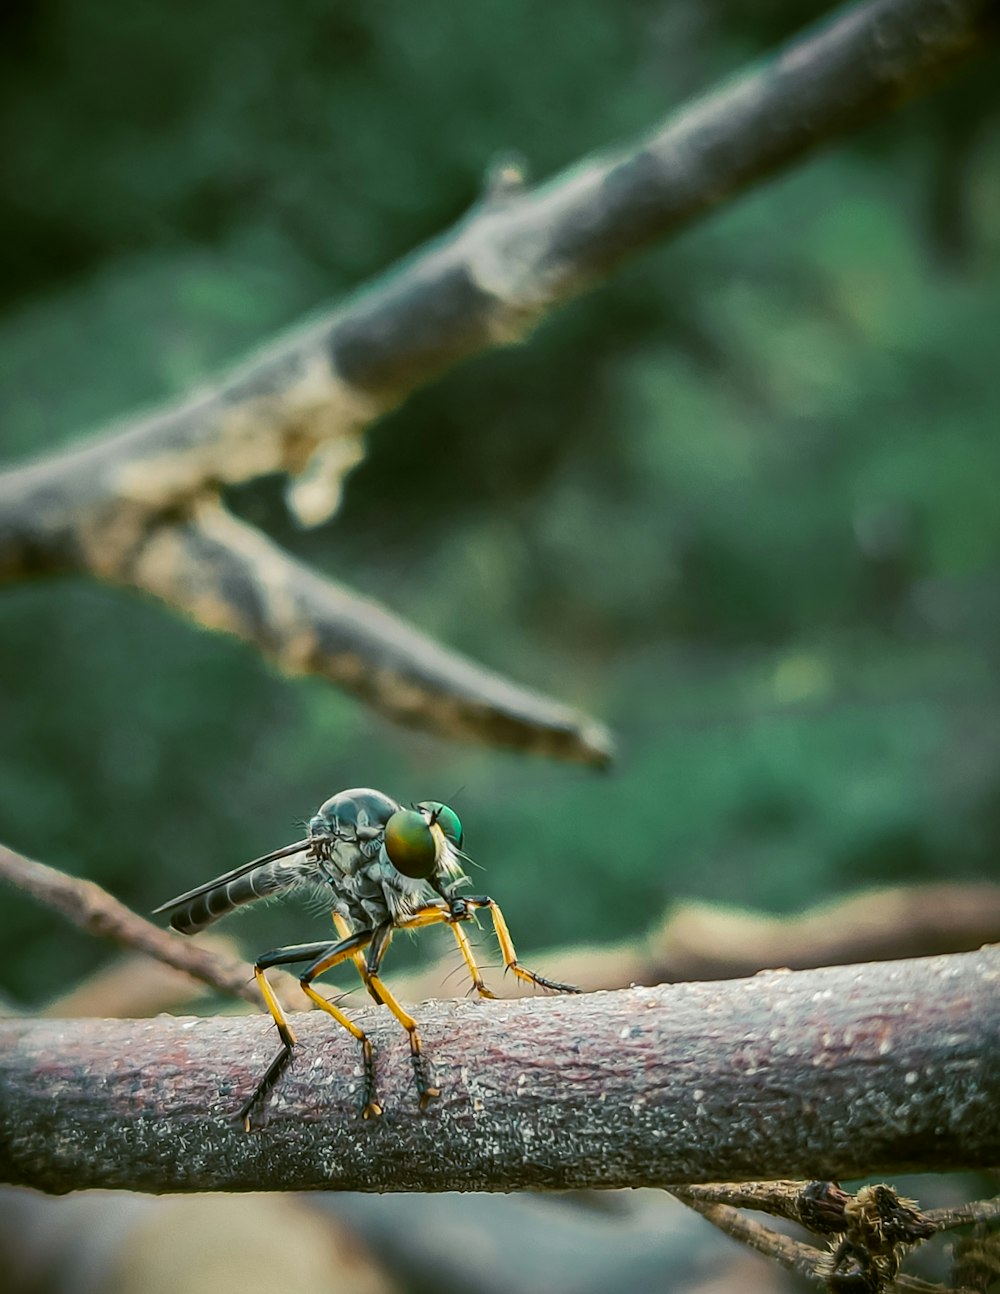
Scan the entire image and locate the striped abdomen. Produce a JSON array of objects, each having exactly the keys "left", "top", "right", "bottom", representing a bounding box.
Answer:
[{"left": 165, "top": 858, "right": 305, "bottom": 935}]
